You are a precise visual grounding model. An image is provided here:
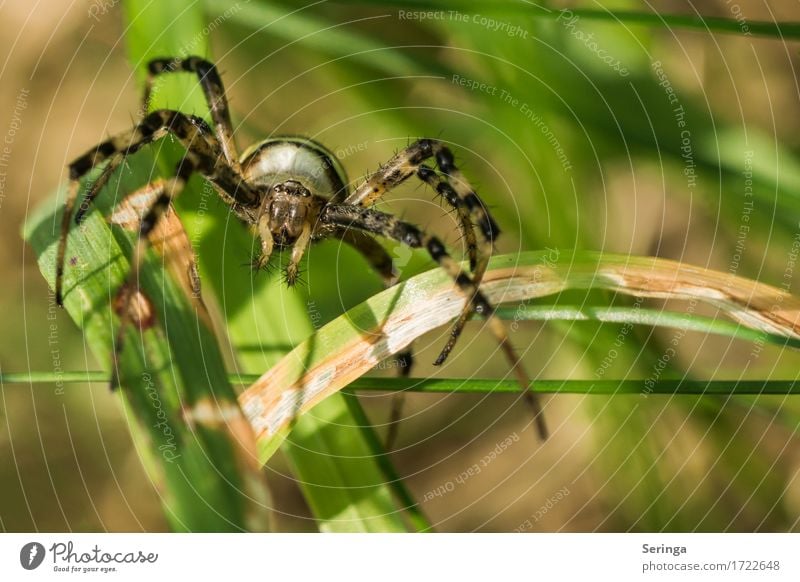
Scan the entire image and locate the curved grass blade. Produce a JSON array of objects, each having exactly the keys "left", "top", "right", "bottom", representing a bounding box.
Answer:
[
  {"left": 494, "top": 305, "right": 800, "bottom": 350},
  {"left": 240, "top": 250, "right": 800, "bottom": 459}
]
